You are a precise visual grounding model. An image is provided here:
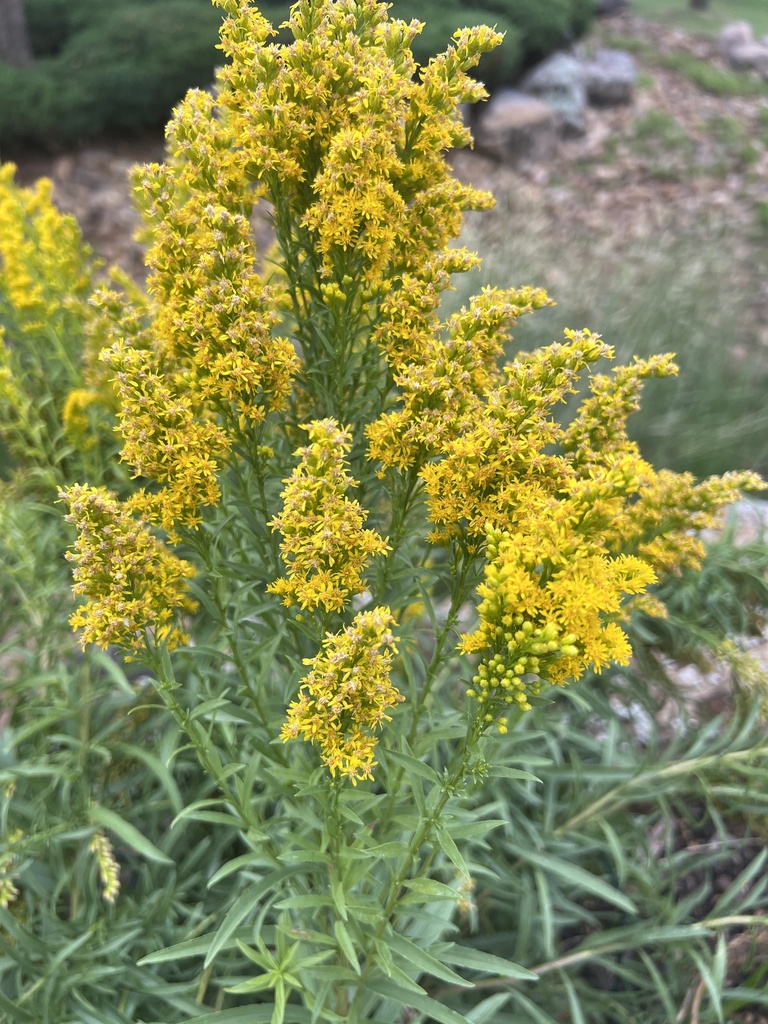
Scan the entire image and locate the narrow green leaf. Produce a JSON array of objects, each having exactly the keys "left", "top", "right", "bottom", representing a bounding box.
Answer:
[
  {"left": 0, "top": 986, "right": 33, "bottom": 1021},
  {"left": 274, "top": 978, "right": 287, "bottom": 1024},
  {"left": 534, "top": 868, "right": 554, "bottom": 959},
  {"left": 112, "top": 743, "right": 183, "bottom": 814},
  {"left": 440, "top": 944, "right": 538, "bottom": 981},
  {"left": 172, "top": 798, "right": 239, "bottom": 828},
  {"left": 638, "top": 949, "right": 678, "bottom": 1021},
  {"left": 303, "top": 965, "right": 359, "bottom": 982},
  {"left": 401, "top": 877, "right": 461, "bottom": 900},
  {"left": 724, "top": 988, "right": 768, "bottom": 1007},
  {"left": 388, "top": 932, "right": 473, "bottom": 987},
  {"left": 367, "top": 842, "right": 410, "bottom": 859},
  {"left": 507, "top": 989, "right": 559, "bottom": 1024},
  {"left": 449, "top": 820, "right": 507, "bottom": 840},
  {"left": 275, "top": 895, "right": 335, "bottom": 911},
  {"left": 330, "top": 875, "right": 347, "bottom": 921},
  {"left": 368, "top": 977, "right": 473, "bottom": 1024},
  {"left": 189, "top": 694, "right": 232, "bottom": 721},
  {"left": 236, "top": 938, "right": 273, "bottom": 970},
  {"left": 487, "top": 767, "right": 542, "bottom": 782},
  {"left": 689, "top": 948, "right": 725, "bottom": 1024},
  {"left": 506, "top": 843, "right": 638, "bottom": 915},
  {"left": 208, "top": 852, "right": 269, "bottom": 888},
  {"left": 560, "top": 971, "right": 586, "bottom": 1024},
  {"left": 382, "top": 747, "right": 441, "bottom": 785},
  {"left": 205, "top": 867, "right": 298, "bottom": 967},
  {"left": 226, "top": 974, "right": 274, "bottom": 994},
  {"left": 435, "top": 823, "right": 469, "bottom": 876},
  {"left": 711, "top": 847, "right": 768, "bottom": 916},
  {"left": 139, "top": 934, "right": 219, "bottom": 965},
  {"left": 466, "top": 993, "right": 513, "bottom": 1023},
  {"left": 346, "top": 898, "right": 385, "bottom": 925},
  {"left": 89, "top": 804, "right": 173, "bottom": 865},
  {"left": 334, "top": 920, "right": 360, "bottom": 974}
]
